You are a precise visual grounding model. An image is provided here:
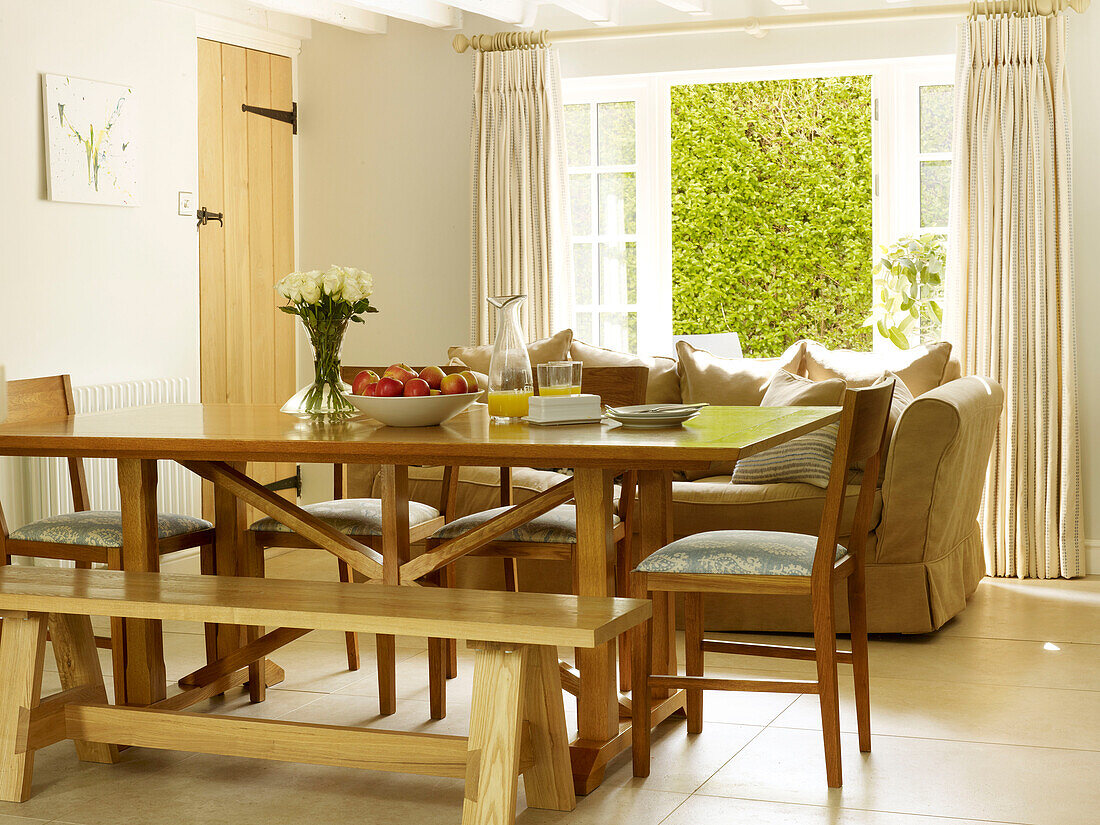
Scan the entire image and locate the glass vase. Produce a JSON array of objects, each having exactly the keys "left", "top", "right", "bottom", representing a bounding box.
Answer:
[
  {"left": 281, "top": 317, "right": 356, "bottom": 421},
  {"left": 486, "top": 295, "right": 534, "bottom": 422}
]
